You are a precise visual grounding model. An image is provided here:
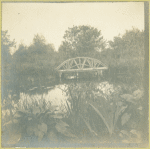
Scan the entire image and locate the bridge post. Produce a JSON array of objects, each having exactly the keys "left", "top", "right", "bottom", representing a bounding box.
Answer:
[
  {"left": 97, "top": 70, "right": 103, "bottom": 79},
  {"left": 76, "top": 72, "right": 79, "bottom": 80},
  {"left": 59, "top": 72, "right": 62, "bottom": 82},
  {"left": 100, "top": 70, "right": 103, "bottom": 76},
  {"left": 97, "top": 71, "right": 99, "bottom": 80},
  {"left": 96, "top": 71, "right": 98, "bottom": 79}
]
